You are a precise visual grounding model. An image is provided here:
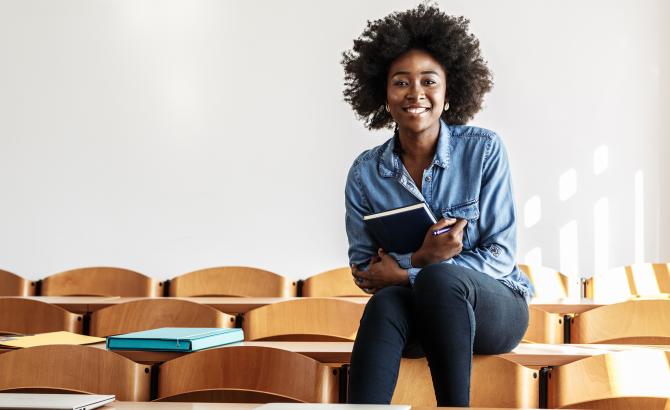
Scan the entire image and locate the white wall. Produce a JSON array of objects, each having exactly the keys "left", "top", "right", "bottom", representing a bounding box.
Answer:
[{"left": 0, "top": 0, "right": 667, "bottom": 281}]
